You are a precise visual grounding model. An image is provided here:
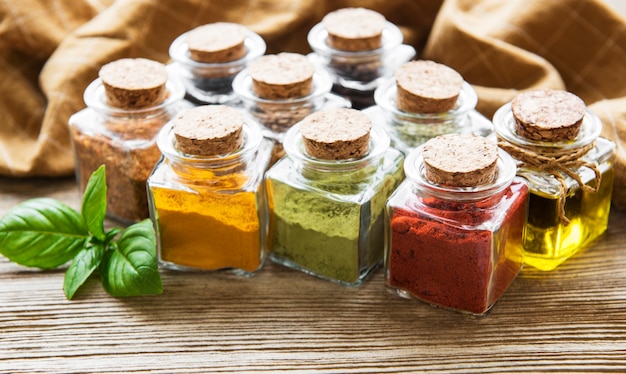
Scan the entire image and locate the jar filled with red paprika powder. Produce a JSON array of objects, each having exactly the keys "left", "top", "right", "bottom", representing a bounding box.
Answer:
[{"left": 385, "top": 133, "right": 528, "bottom": 315}]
